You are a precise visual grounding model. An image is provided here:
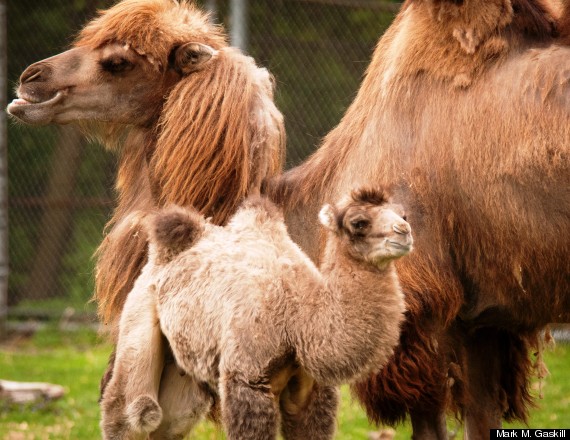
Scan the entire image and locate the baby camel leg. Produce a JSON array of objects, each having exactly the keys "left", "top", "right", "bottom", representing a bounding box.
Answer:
[
  {"left": 280, "top": 379, "right": 339, "bottom": 440},
  {"left": 221, "top": 374, "right": 279, "bottom": 440},
  {"left": 149, "top": 363, "right": 214, "bottom": 440},
  {"left": 100, "top": 280, "right": 164, "bottom": 439}
]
